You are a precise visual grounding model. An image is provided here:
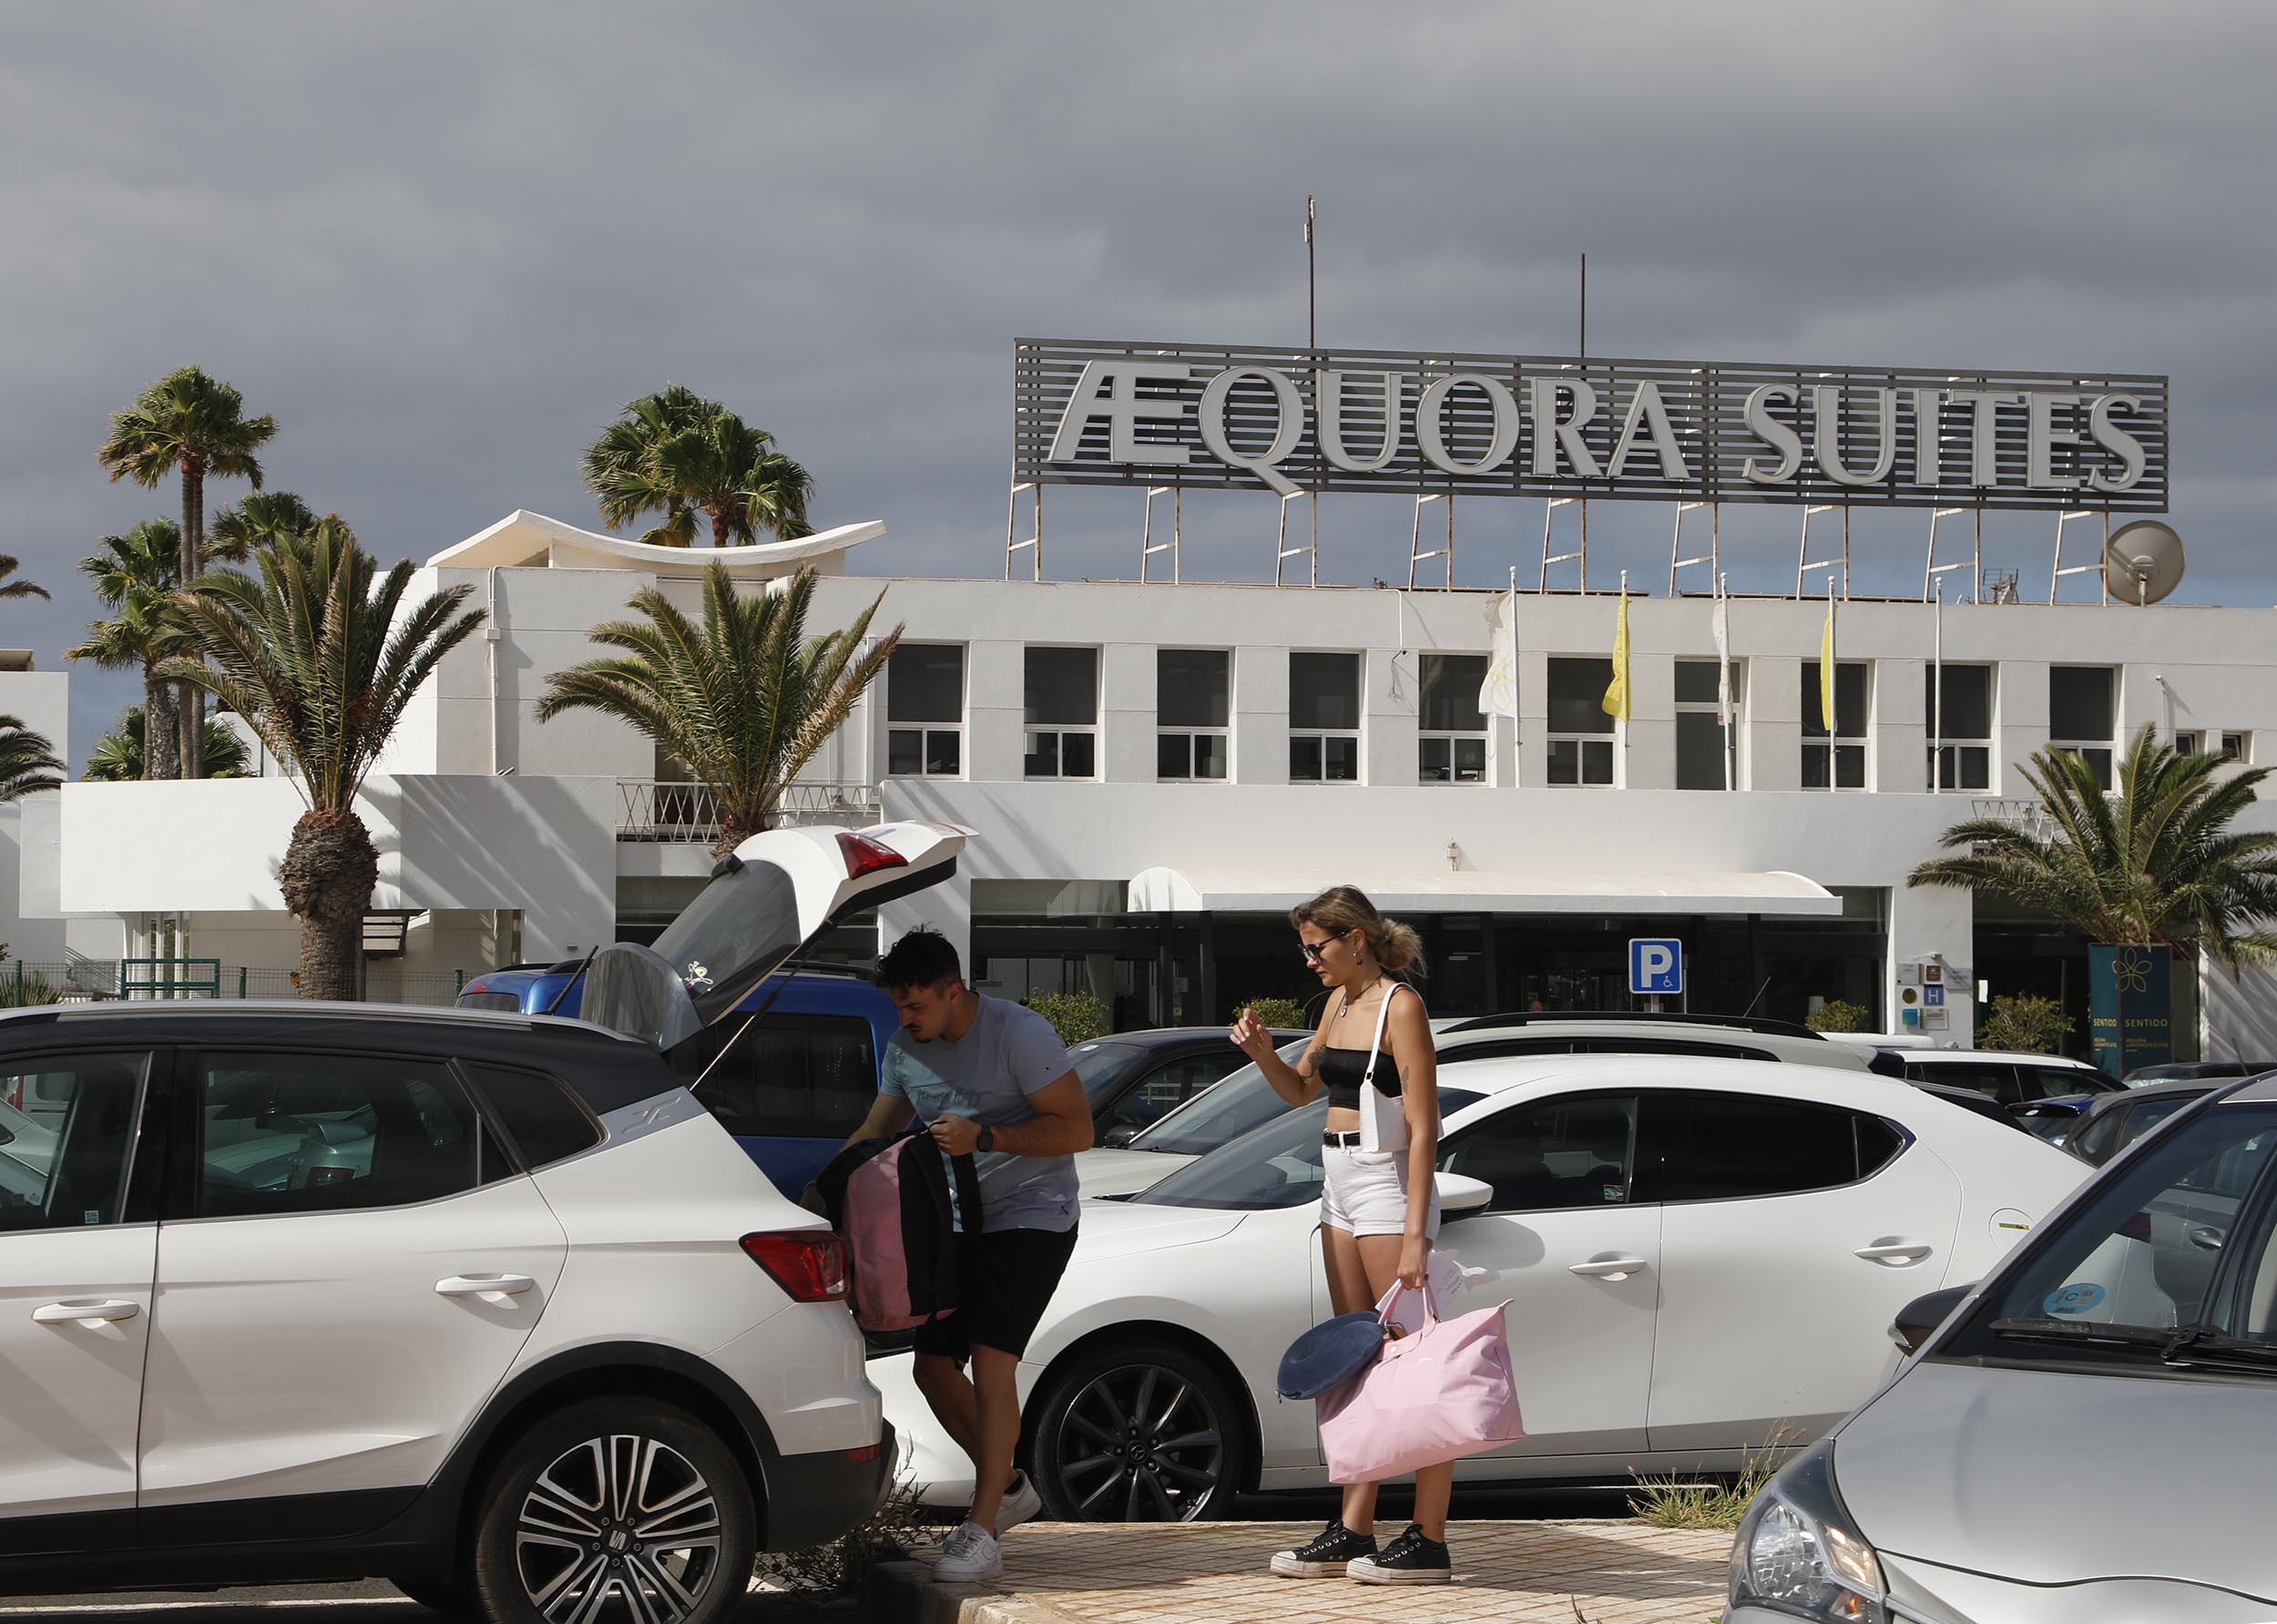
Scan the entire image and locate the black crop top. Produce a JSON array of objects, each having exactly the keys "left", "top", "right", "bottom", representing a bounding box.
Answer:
[{"left": 1319, "top": 1041, "right": 1402, "bottom": 1111}]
